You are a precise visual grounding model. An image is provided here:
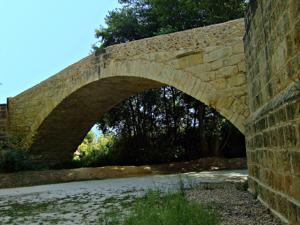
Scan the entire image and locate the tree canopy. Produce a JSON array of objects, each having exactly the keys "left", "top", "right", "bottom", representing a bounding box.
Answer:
[
  {"left": 93, "top": 0, "right": 247, "bottom": 50},
  {"left": 76, "top": 0, "right": 248, "bottom": 166}
]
